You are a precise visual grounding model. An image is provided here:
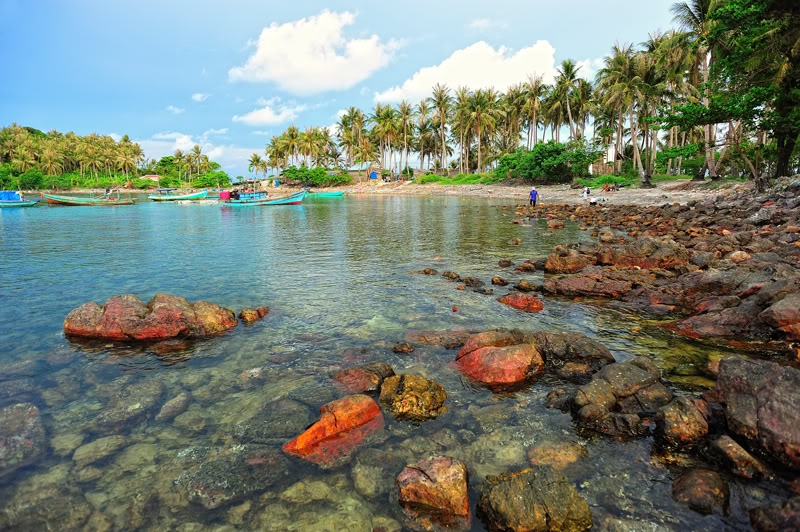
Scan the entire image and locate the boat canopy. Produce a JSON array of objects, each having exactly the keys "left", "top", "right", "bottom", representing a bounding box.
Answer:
[
  {"left": 0, "top": 191, "right": 22, "bottom": 201},
  {"left": 155, "top": 188, "right": 177, "bottom": 193}
]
